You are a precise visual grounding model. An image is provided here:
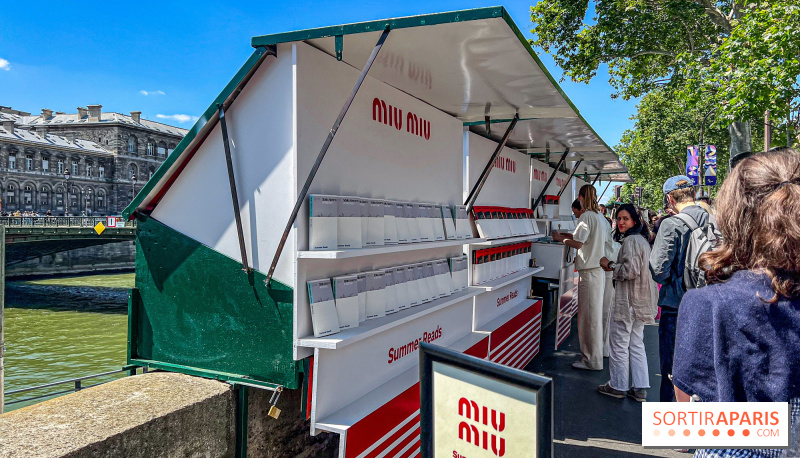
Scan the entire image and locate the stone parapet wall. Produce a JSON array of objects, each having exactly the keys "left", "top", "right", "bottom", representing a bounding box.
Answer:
[{"left": 7, "top": 241, "right": 136, "bottom": 278}]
